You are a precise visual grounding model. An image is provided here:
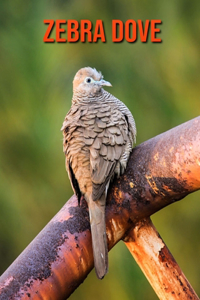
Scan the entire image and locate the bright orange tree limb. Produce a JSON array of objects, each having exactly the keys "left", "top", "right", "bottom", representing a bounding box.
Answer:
[{"left": 0, "top": 116, "right": 200, "bottom": 300}]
